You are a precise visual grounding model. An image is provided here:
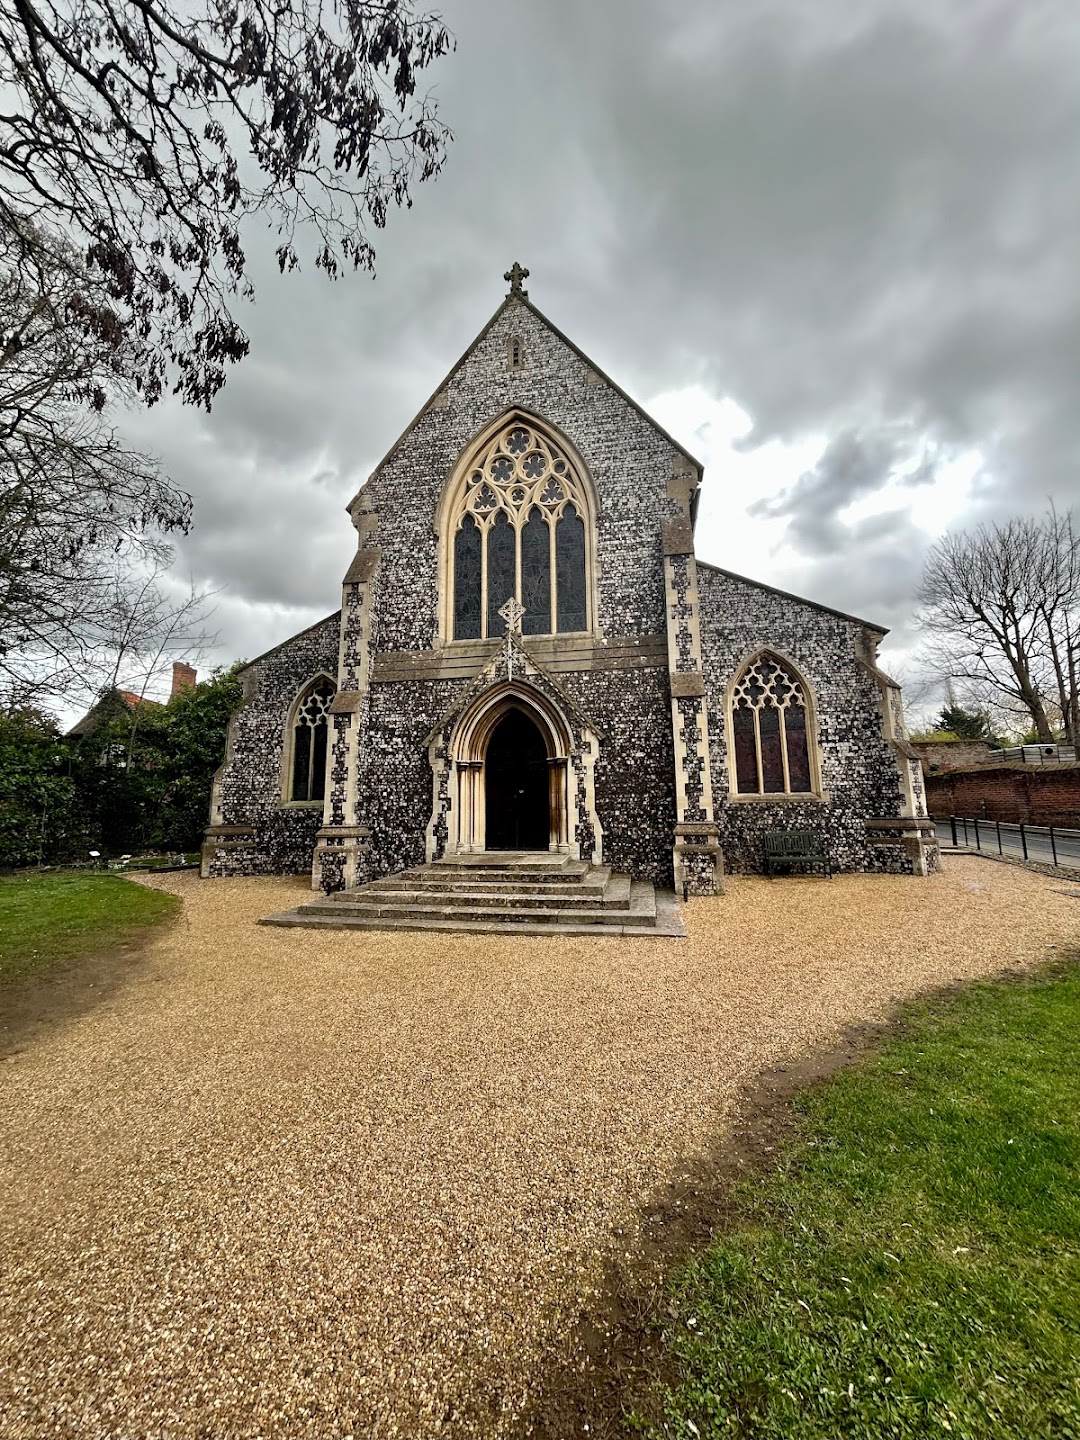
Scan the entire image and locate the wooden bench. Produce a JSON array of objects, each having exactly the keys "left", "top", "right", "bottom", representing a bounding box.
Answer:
[{"left": 764, "top": 830, "right": 832, "bottom": 878}]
